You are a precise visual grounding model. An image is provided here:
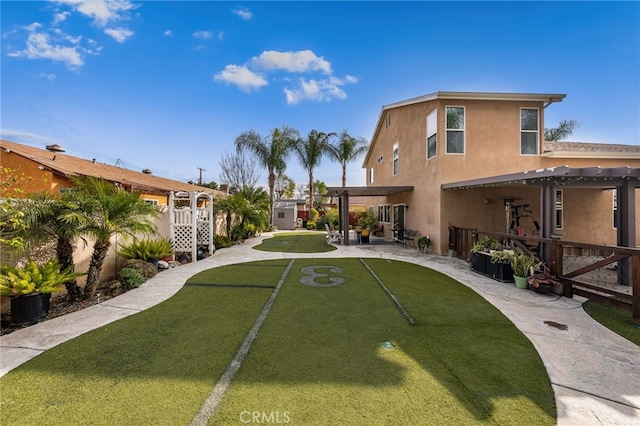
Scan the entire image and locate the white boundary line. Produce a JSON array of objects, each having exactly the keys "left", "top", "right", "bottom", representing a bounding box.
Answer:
[{"left": 190, "top": 259, "right": 295, "bottom": 426}]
